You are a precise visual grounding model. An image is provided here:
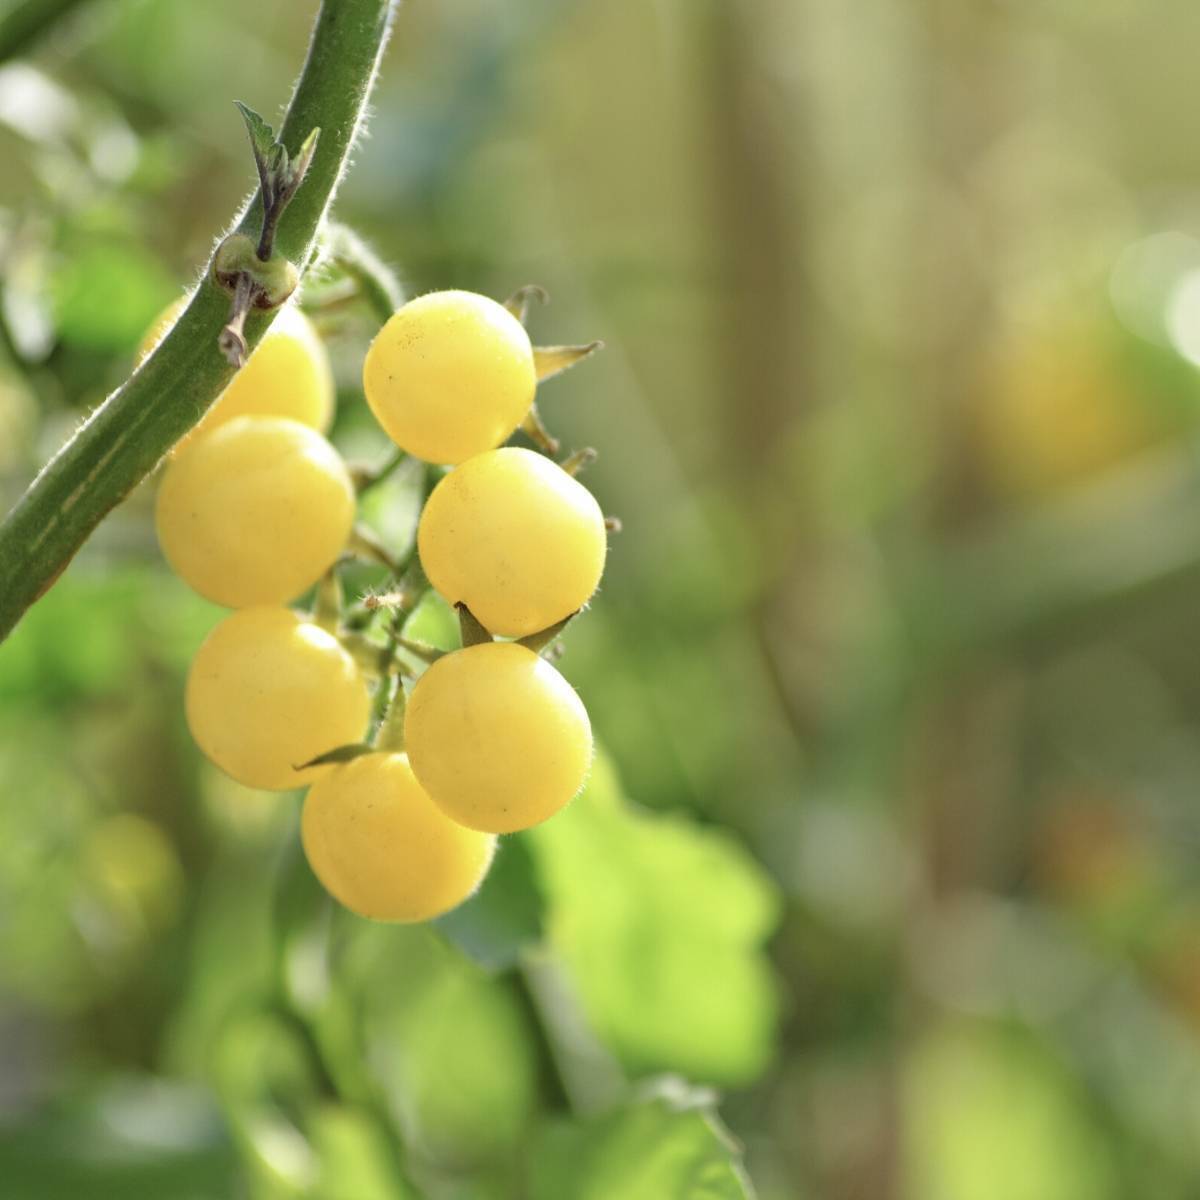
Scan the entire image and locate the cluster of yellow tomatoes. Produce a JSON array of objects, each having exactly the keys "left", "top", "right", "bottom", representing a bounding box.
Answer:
[{"left": 146, "top": 290, "right": 607, "bottom": 923}]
